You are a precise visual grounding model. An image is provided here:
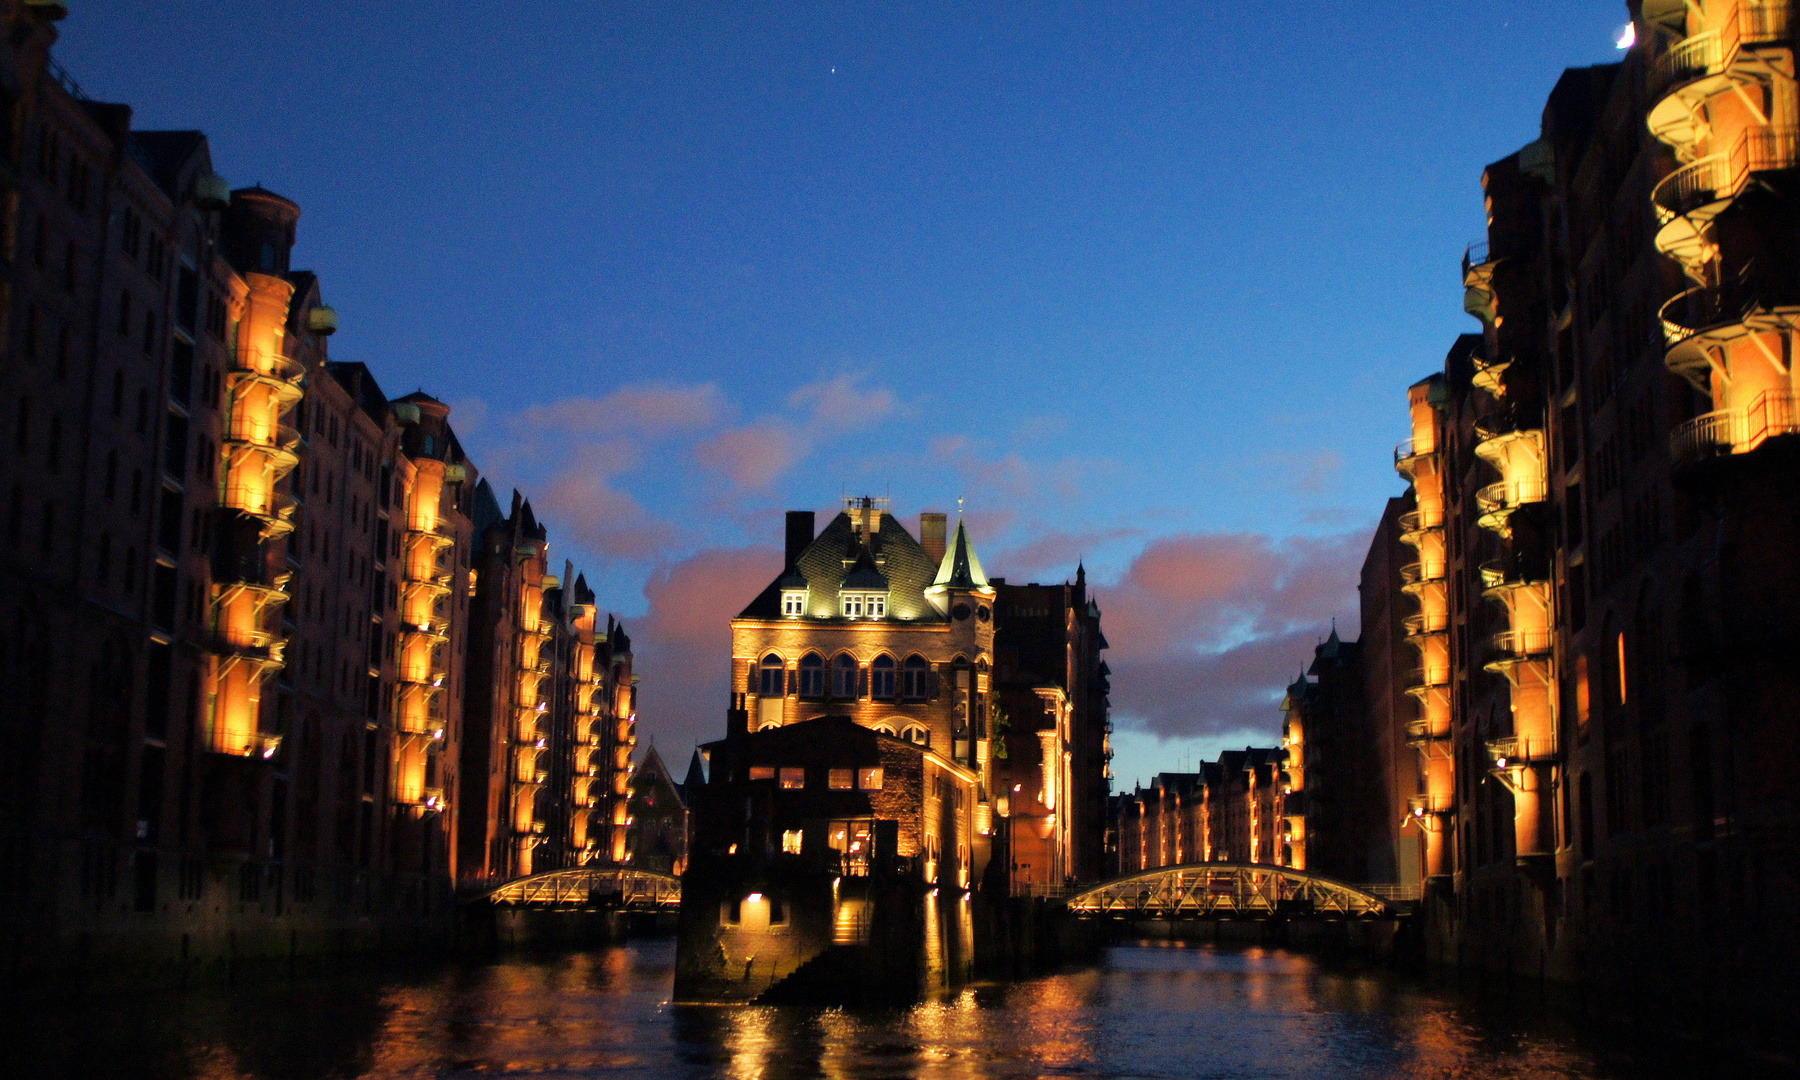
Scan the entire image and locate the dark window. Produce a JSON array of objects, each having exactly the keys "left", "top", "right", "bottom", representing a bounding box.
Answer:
[
  {"left": 902, "top": 656, "right": 930, "bottom": 700},
  {"left": 831, "top": 654, "right": 857, "bottom": 698},
  {"left": 758, "top": 654, "right": 784, "bottom": 697},
  {"left": 871, "top": 655, "right": 895, "bottom": 699},
  {"left": 798, "top": 653, "right": 824, "bottom": 699}
]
